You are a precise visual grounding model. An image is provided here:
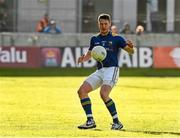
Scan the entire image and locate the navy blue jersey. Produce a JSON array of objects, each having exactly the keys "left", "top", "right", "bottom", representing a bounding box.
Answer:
[{"left": 89, "top": 32, "right": 127, "bottom": 69}]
